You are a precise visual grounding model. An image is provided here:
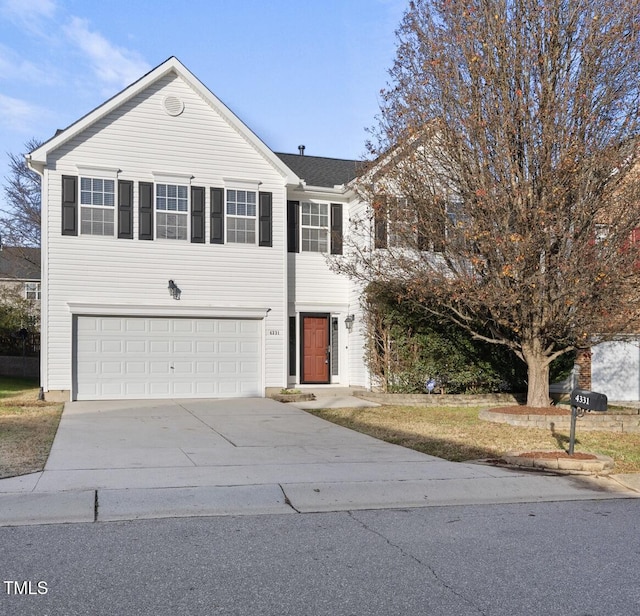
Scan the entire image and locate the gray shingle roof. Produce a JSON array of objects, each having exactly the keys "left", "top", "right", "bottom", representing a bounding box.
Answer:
[
  {"left": 0, "top": 247, "right": 41, "bottom": 280},
  {"left": 275, "top": 152, "right": 361, "bottom": 188}
]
